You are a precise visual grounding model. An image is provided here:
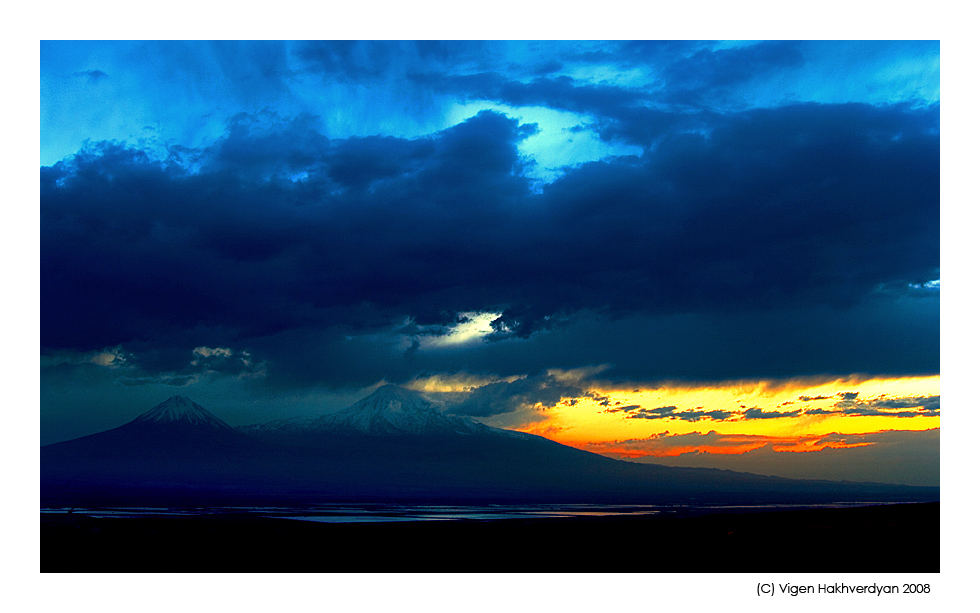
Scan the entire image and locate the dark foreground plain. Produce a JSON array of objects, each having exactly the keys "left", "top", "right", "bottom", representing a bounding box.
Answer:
[{"left": 41, "top": 501, "right": 938, "bottom": 573}]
